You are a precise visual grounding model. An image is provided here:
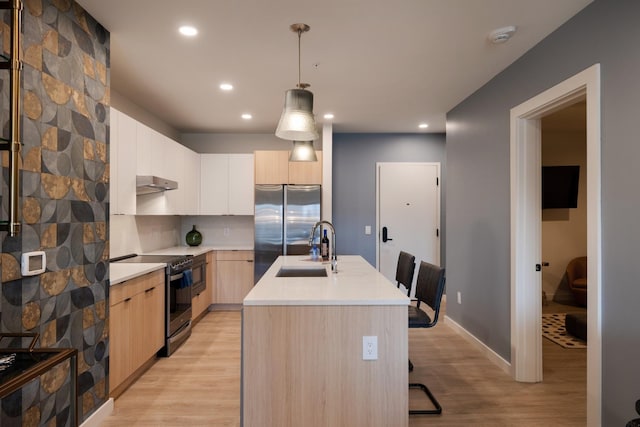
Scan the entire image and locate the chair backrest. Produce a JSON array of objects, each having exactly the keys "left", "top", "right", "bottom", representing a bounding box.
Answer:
[
  {"left": 395, "top": 251, "right": 416, "bottom": 296},
  {"left": 566, "top": 256, "right": 587, "bottom": 282},
  {"left": 414, "top": 261, "right": 446, "bottom": 326}
]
